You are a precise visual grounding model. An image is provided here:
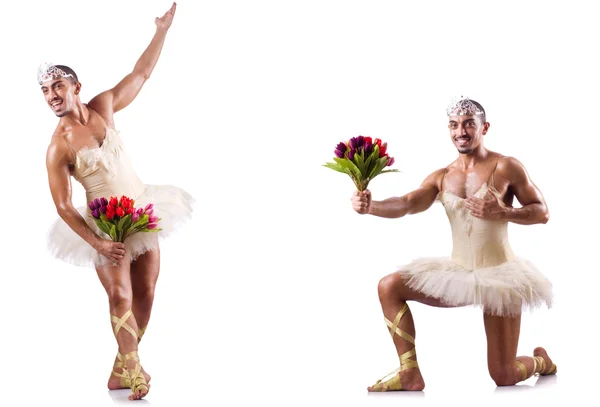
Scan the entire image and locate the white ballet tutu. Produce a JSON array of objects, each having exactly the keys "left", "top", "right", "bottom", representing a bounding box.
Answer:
[
  {"left": 46, "top": 184, "right": 194, "bottom": 268},
  {"left": 396, "top": 257, "right": 553, "bottom": 317}
]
